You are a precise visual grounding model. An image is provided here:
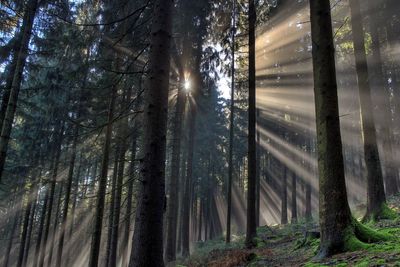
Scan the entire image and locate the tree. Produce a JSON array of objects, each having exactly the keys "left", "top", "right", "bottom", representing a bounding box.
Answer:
[
  {"left": 348, "top": 0, "right": 388, "bottom": 220},
  {"left": 0, "top": 0, "right": 38, "bottom": 182},
  {"left": 245, "top": 0, "right": 257, "bottom": 249},
  {"left": 310, "top": 0, "right": 387, "bottom": 258},
  {"left": 226, "top": 0, "right": 236, "bottom": 244},
  {"left": 310, "top": 0, "right": 353, "bottom": 257},
  {"left": 88, "top": 80, "right": 117, "bottom": 267},
  {"left": 366, "top": 0, "right": 399, "bottom": 196},
  {"left": 128, "top": 0, "right": 174, "bottom": 265},
  {"left": 165, "top": 44, "right": 186, "bottom": 262}
]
